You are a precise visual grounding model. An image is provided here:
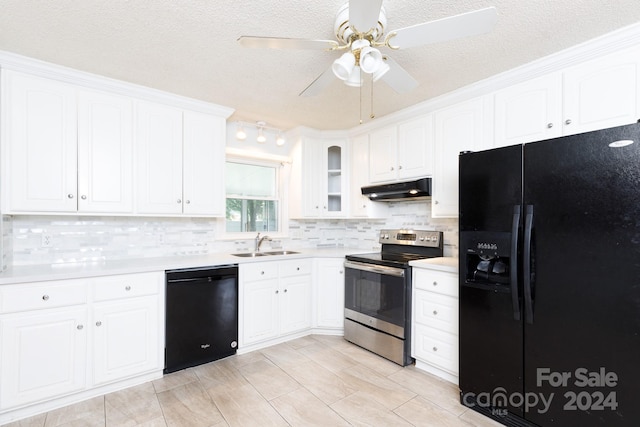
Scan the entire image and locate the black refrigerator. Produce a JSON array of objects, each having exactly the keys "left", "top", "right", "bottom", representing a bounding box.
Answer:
[{"left": 458, "top": 122, "right": 640, "bottom": 427}]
